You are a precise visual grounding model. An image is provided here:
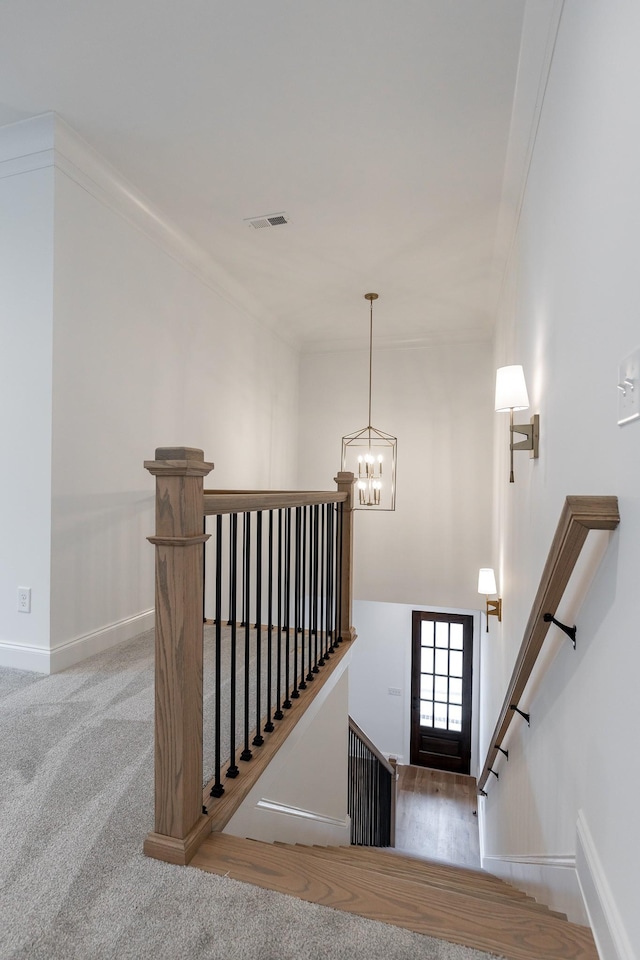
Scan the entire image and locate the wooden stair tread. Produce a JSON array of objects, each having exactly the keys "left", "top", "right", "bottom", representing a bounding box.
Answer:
[
  {"left": 276, "top": 843, "right": 558, "bottom": 916},
  {"left": 193, "top": 835, "right": 597, "bottom": 960},
  {"left": 334, "top": 844, "right": 523, "bottom": 888},
  {"left": 302, "top": 844, "right": 533, "bottom": 899}
]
